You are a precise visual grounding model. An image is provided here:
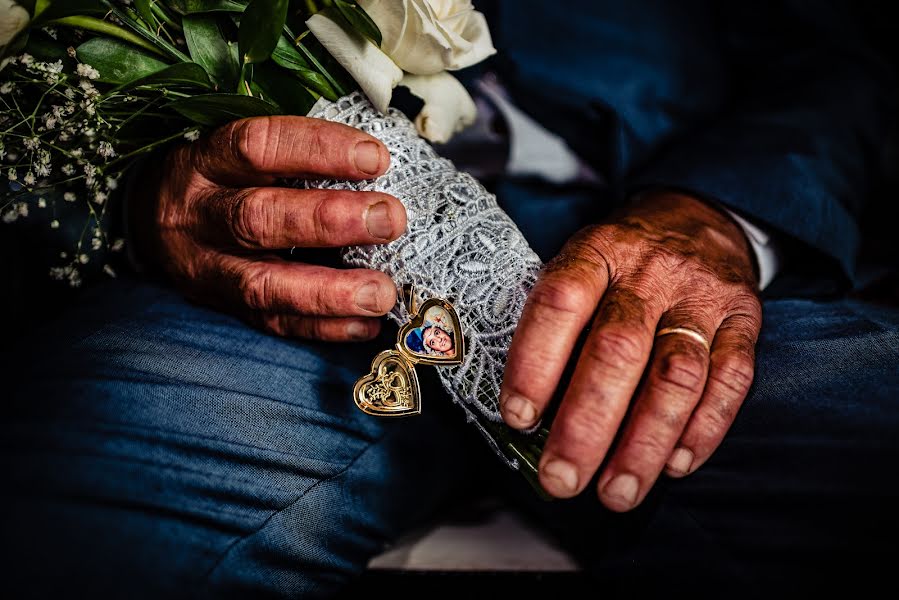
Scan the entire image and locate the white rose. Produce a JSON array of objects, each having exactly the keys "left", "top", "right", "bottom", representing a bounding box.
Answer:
[
  {"left": 307, "top": 1, "right": 494, "bottom": 143},
  {"left": 0, "top": 0, "right": 29, "bottom": 47},
  {"left": 359, "top": 0, "right": 496, "bottom": 75}
]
